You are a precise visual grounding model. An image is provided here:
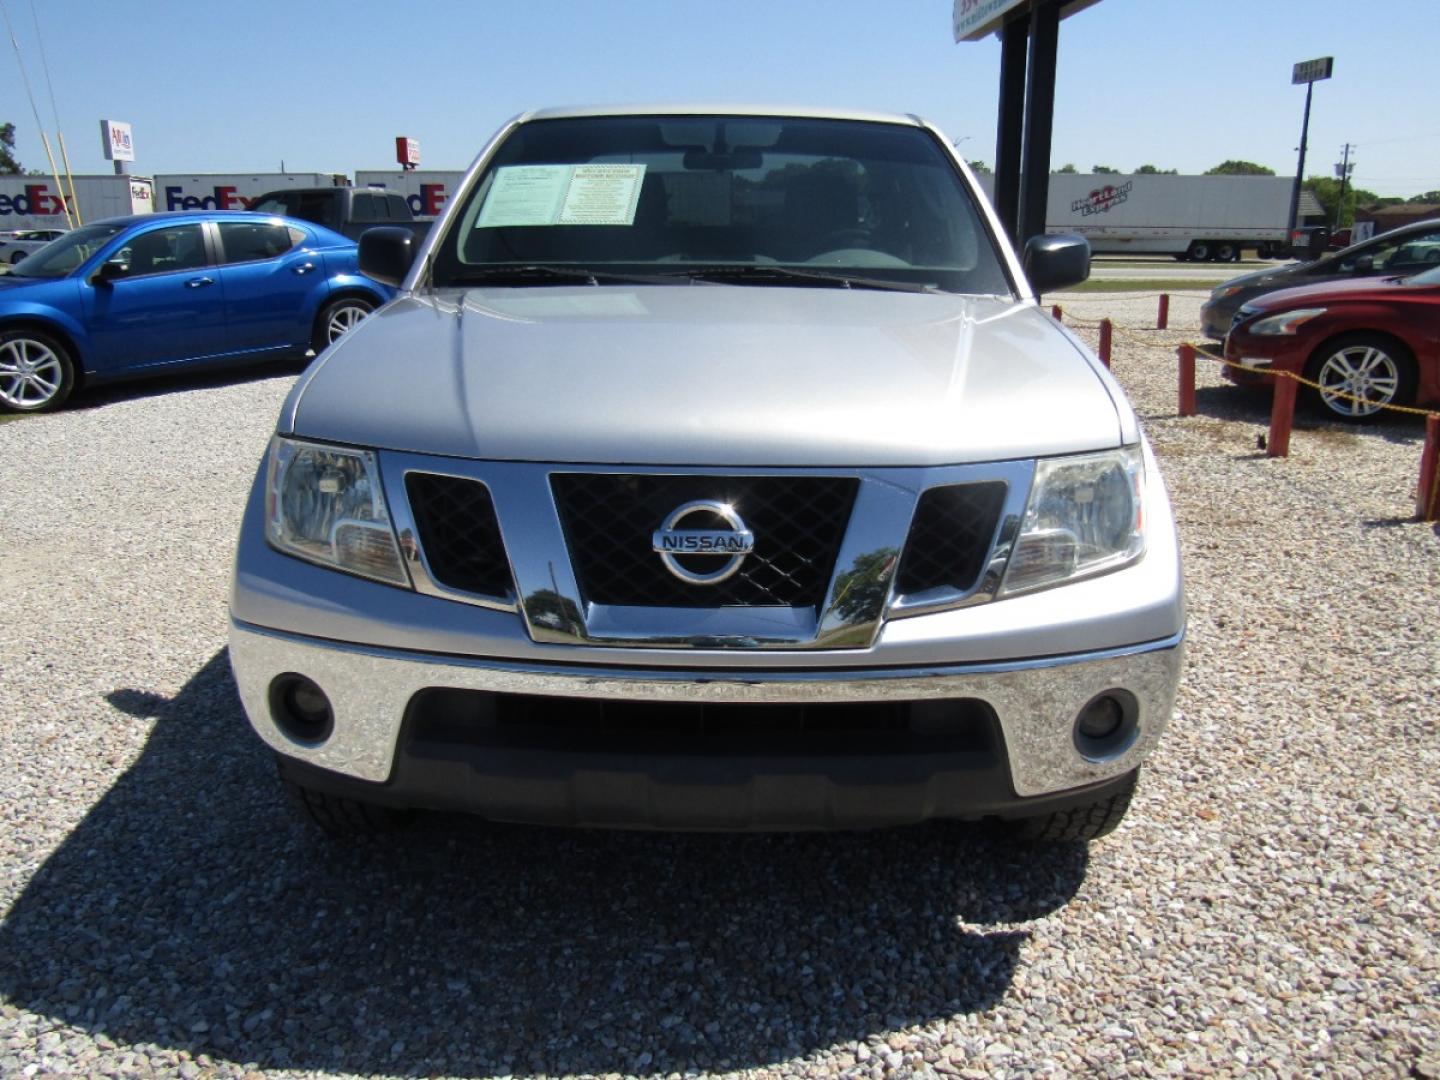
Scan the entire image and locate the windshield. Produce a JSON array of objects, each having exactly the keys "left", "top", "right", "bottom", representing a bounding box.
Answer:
[
  {"left": 433, "top": 115, "right": 1011, "bottom": 295},
  {"left": 10, "top": 223, "right": 125, "bottom": 279},
  {"left": 250, "top": 190, "right": 336, "bottom": 227}
]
